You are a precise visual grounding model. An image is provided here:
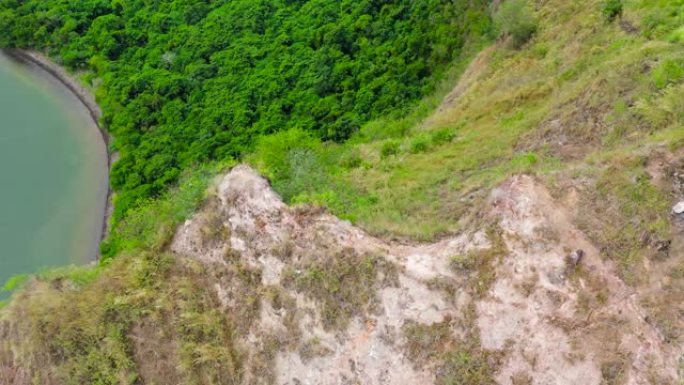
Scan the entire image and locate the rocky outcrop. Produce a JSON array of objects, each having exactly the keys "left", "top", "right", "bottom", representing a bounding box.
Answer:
[{"left": 170, "top": 165, "right": 684, "bottom": 385}]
